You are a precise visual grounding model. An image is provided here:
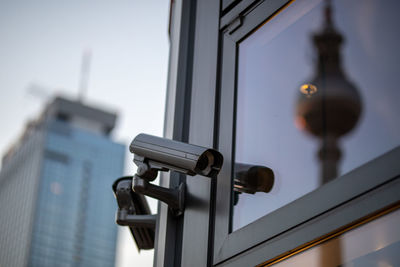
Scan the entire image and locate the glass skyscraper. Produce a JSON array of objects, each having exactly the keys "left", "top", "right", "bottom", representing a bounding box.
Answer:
[{"left": 0, "top": 97, "right": 125, "bottom": 267}]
